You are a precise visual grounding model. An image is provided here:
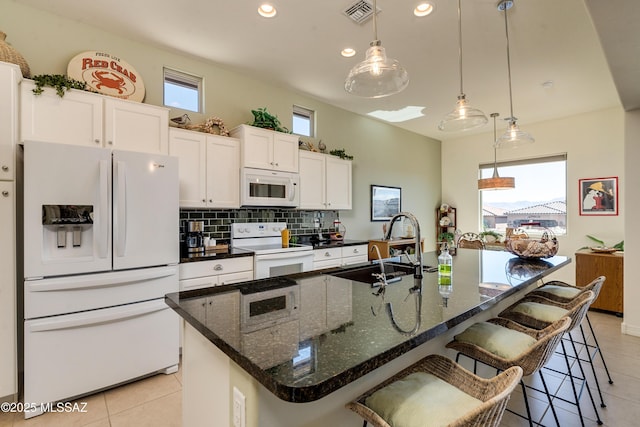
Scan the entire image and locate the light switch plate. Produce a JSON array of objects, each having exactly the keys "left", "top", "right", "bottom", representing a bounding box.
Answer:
[{"left": 233, "top": 387, "right": 246, "bottom": 427}]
